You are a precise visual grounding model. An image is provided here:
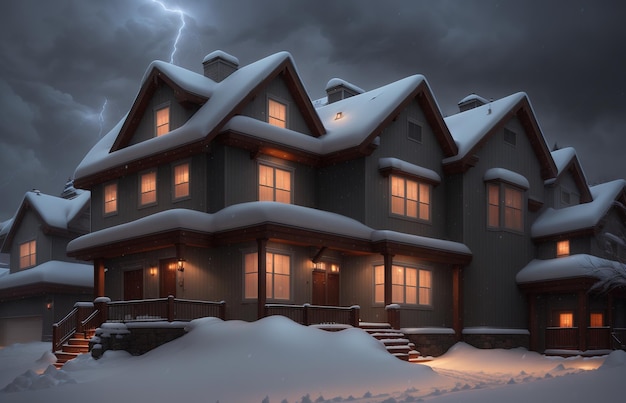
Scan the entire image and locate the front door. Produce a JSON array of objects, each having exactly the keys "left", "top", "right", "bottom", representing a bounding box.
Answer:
[
  {"left": 159, "top": 259, "right": 178, "bottom": 298},
  {"left": 312, "top": 270, "right": 340, "bottom": 306},
  {"left": 124, "top": 269, "right": 144, "bottom": 300}
]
